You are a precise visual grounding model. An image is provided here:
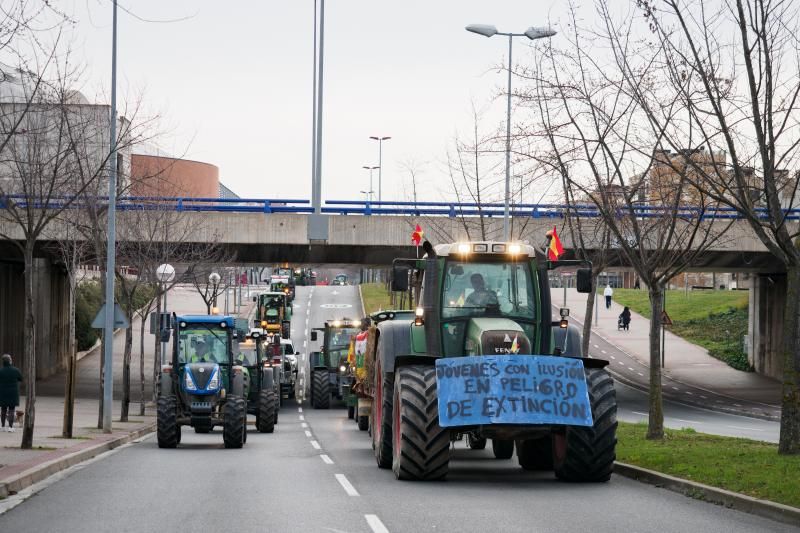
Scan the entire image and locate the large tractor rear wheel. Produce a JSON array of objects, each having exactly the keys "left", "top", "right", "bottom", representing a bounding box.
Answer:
[
  {"left": 373, "top": 367, "right": 394, "bottom": 469},
  {"left": 358, "top": 415, "right": 369, "bottom": 431},
  {"left": 347, "top": 405, "right": 355, "bottom": 419},
  {"left": 156, "top": 396, "right": 179, "bottom": 449},
  {"left": 257, "top": 389, "right": 277, "bottom": 433},
  {"left": 311, "top": 369, "right": 330, "bottom": 409},
  {"left": 554, "top": 368, "right": 617, "bottom": 482},
  {"left": 223, "top": 396, "right": 247, "bottom": 449},
  {"left": 392, "top": 365, "right": 450, "bottom": 481},
  {"left": 516, "top": 437, "right": 553, "bottom": 470},
  {"left": 492, "top": 439, "right": 514, "bottom": 459}
]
